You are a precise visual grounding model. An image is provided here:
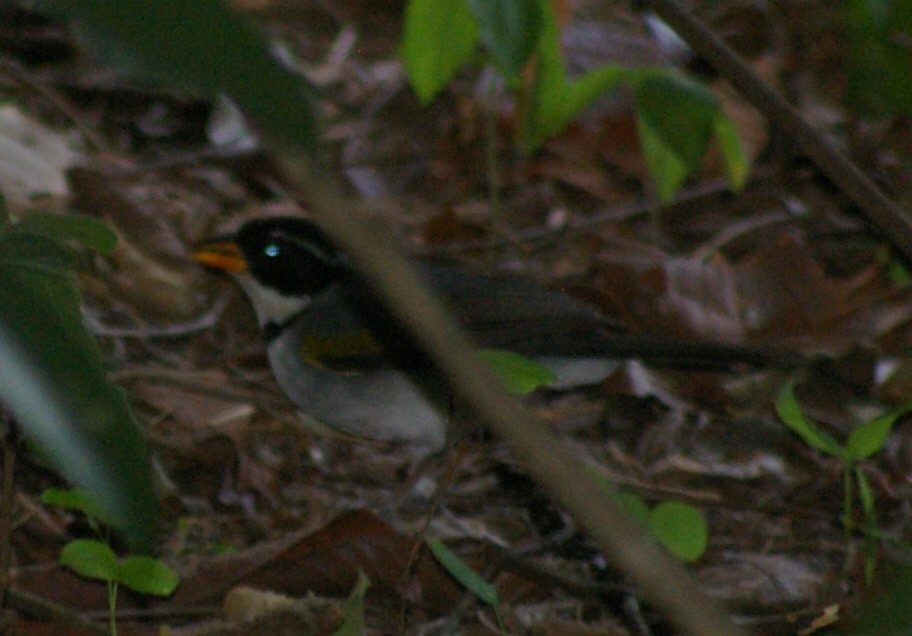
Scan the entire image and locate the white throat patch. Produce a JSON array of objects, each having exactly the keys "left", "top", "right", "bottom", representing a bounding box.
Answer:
[{"left": 233, "top": 271, "right": 311, "bottom": 329}]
